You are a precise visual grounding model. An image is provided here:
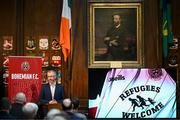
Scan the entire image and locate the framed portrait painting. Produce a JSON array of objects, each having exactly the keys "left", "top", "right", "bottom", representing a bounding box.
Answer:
[{"left": 88, "top": 2, "right": 144, "bottom": 68}]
